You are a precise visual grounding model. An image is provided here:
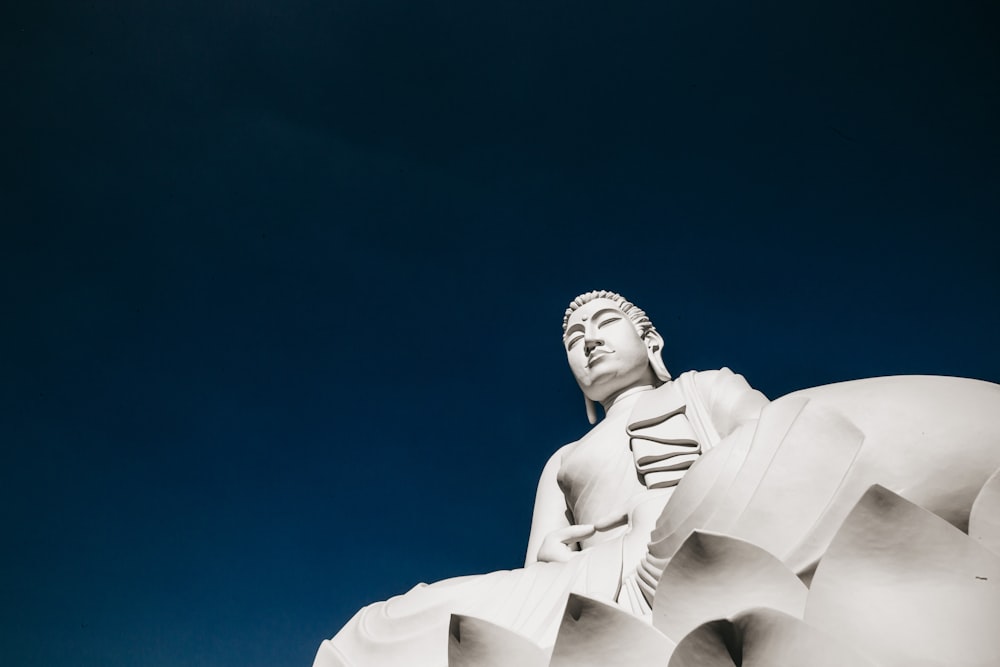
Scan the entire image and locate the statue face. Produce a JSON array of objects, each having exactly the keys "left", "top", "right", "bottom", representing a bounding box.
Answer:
[{"left": 564, "top": 298, "right": 656, "bottom": 403}]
